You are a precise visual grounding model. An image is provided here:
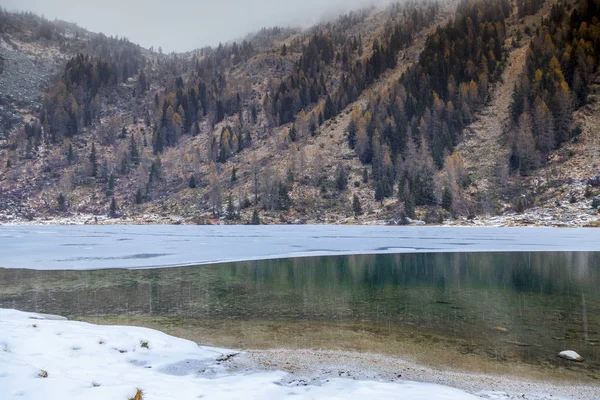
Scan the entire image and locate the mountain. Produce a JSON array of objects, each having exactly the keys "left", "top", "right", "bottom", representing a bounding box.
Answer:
[{"left": 0, "top": 0, "right": 599, "bottom": 227}]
